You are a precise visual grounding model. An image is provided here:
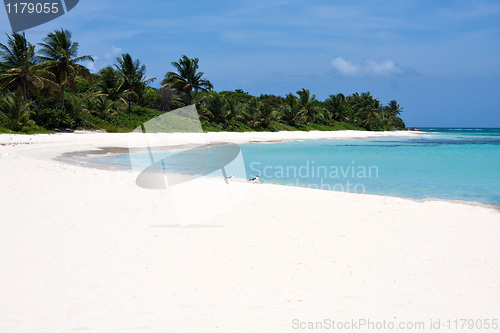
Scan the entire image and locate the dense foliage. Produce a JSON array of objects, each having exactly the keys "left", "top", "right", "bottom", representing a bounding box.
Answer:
[{"left": 0, "top": 30, "right": 406, "bottom": 134}]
